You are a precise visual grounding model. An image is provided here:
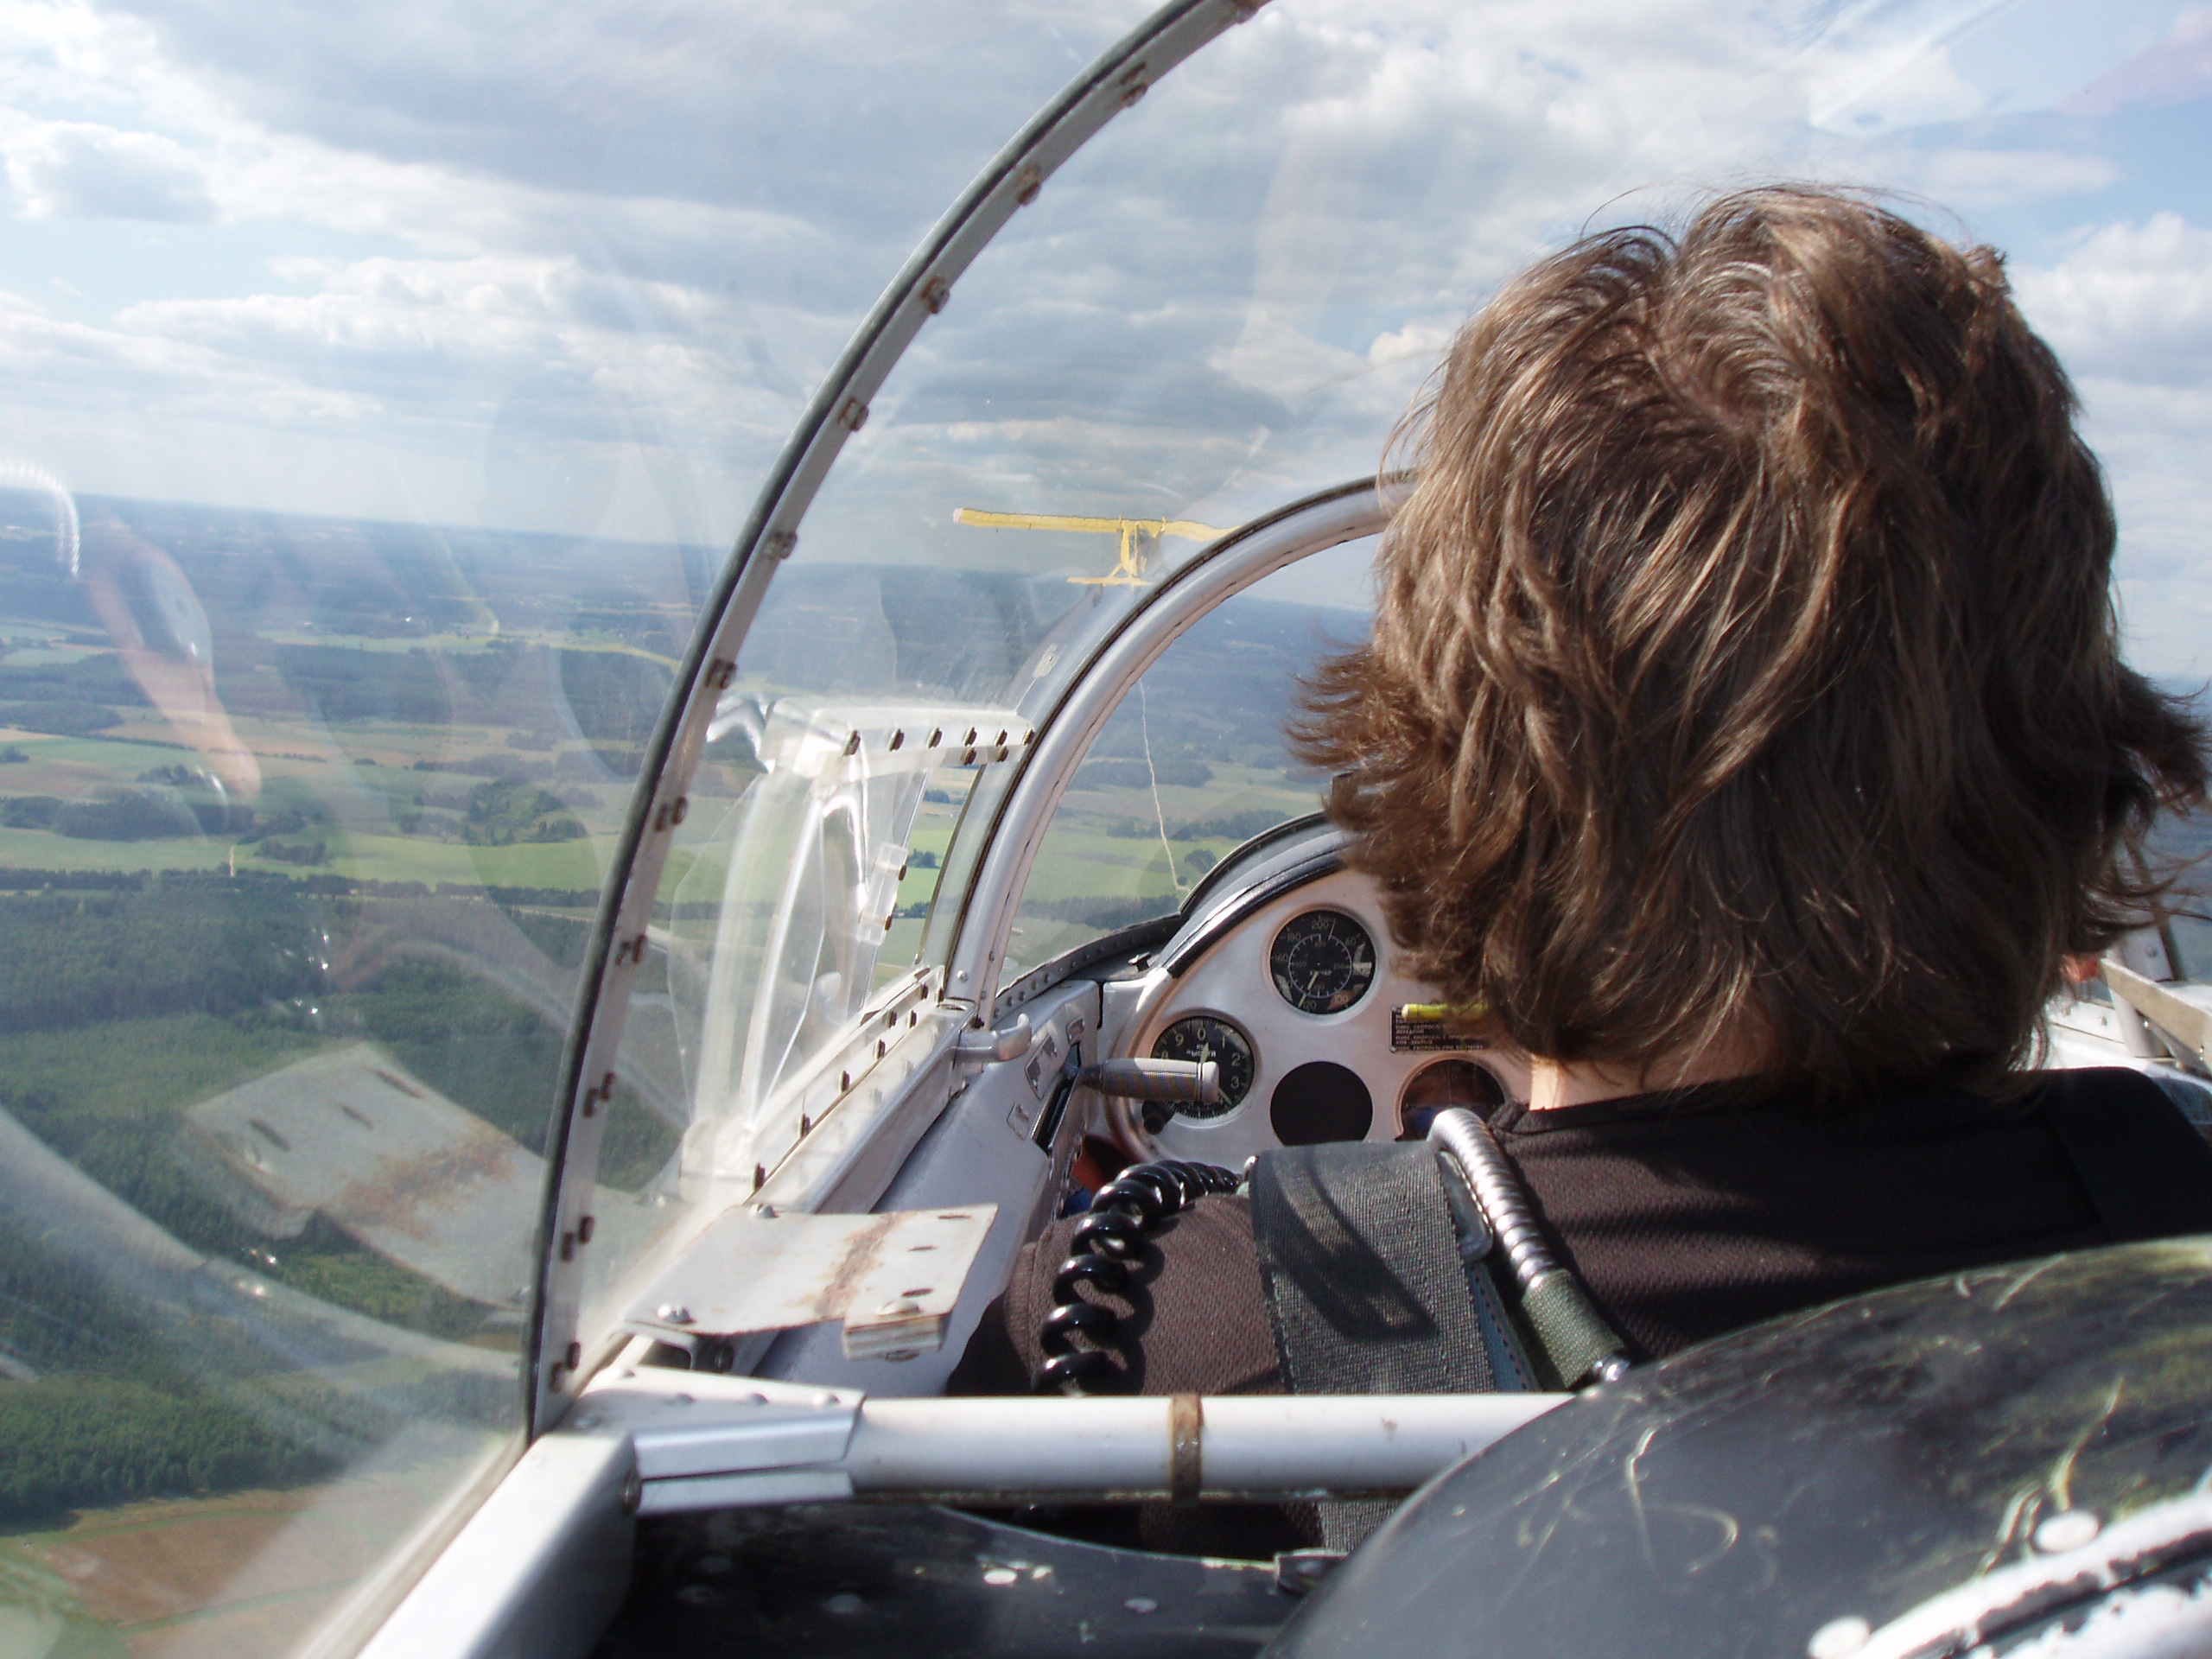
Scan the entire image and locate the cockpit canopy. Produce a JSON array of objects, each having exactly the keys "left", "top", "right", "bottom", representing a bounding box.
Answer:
[{"left": 0, "top": 0, "right": 2209, "bottom": 1651}]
